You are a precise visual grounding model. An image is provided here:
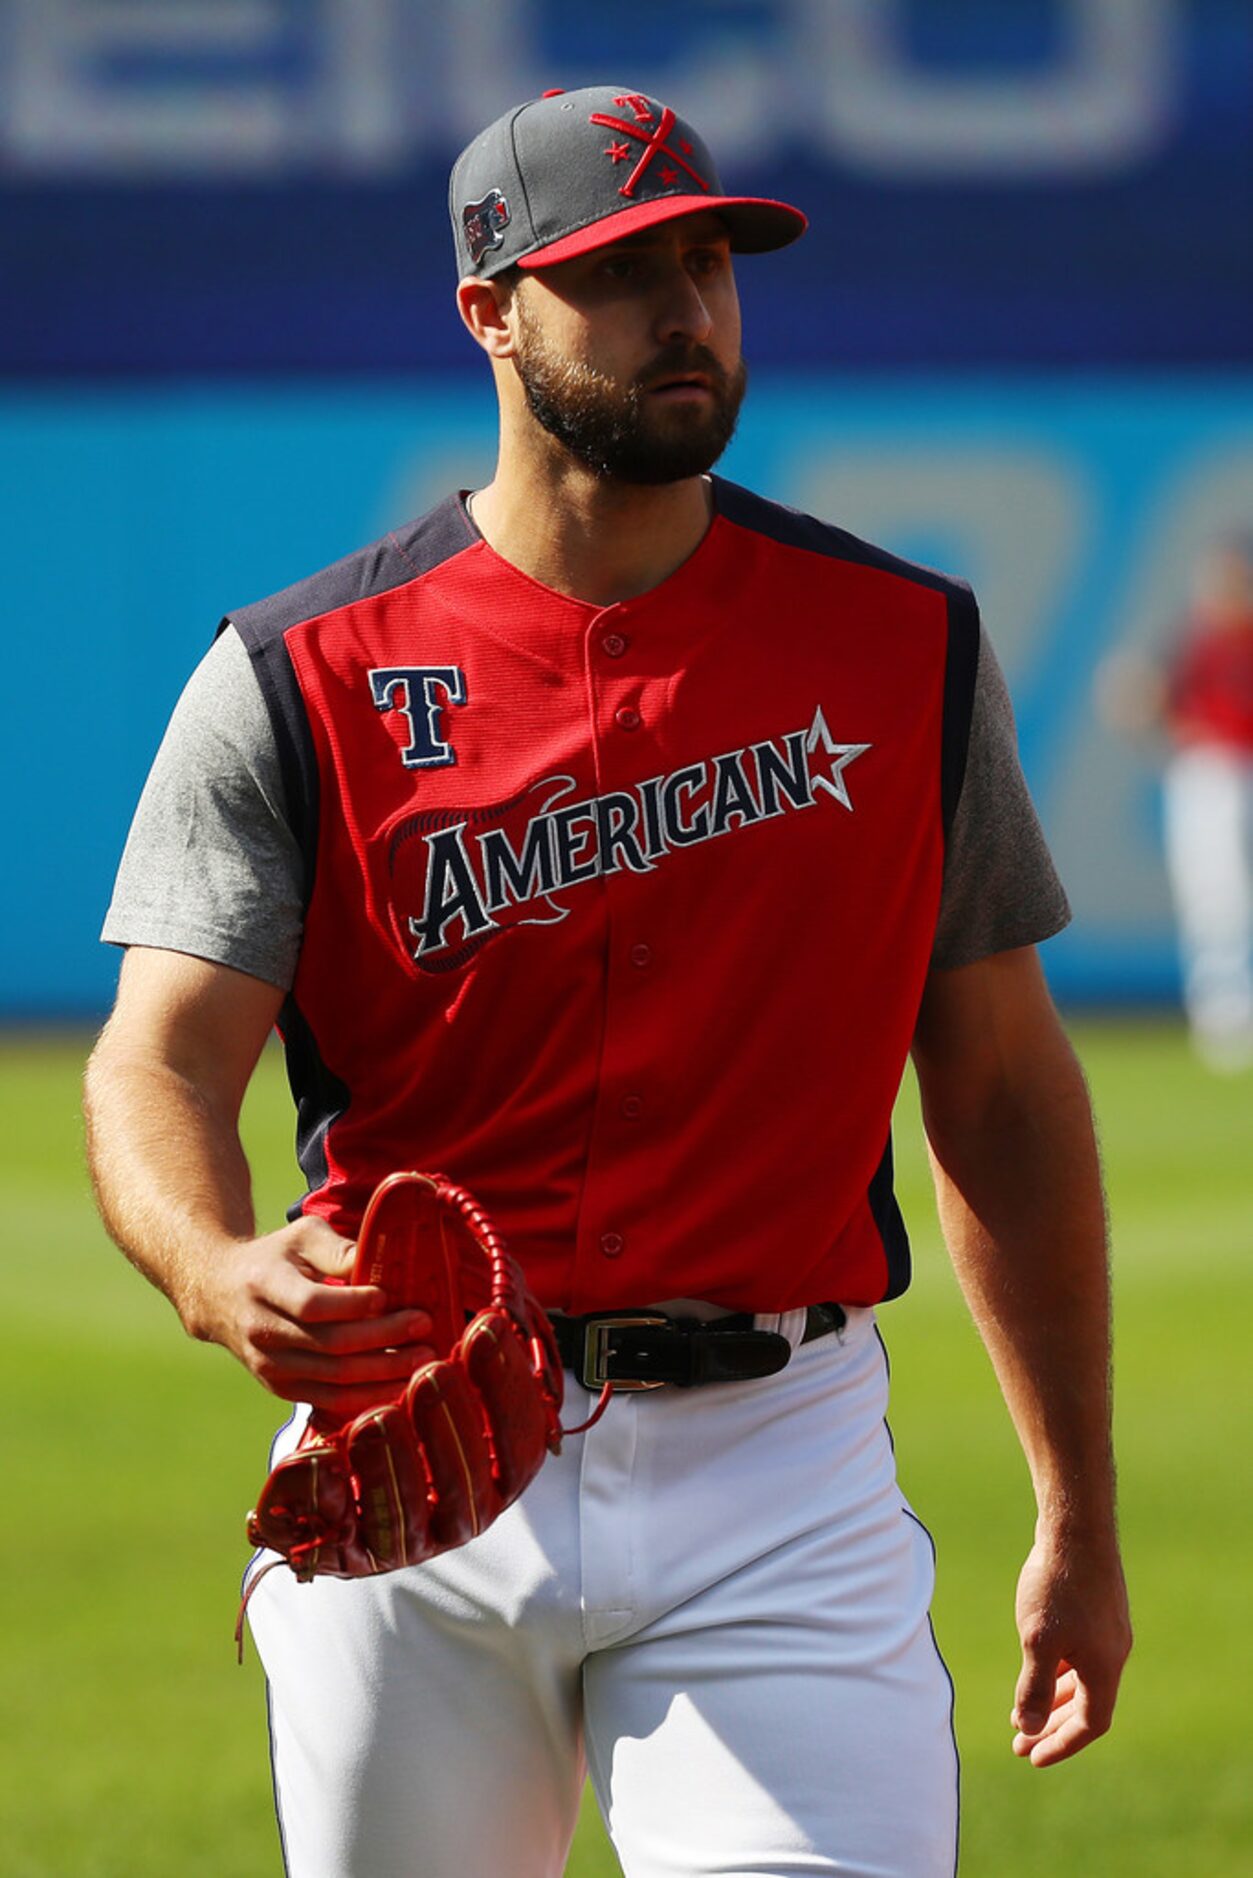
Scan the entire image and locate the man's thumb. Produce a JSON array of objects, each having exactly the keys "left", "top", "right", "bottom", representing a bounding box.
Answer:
[
  {"left": 1013, "top": 1650, "right": 1056, "bottom": 1736},
  {"left": 293, "top": 1217, "right": 358, "bottom": 1282}
]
